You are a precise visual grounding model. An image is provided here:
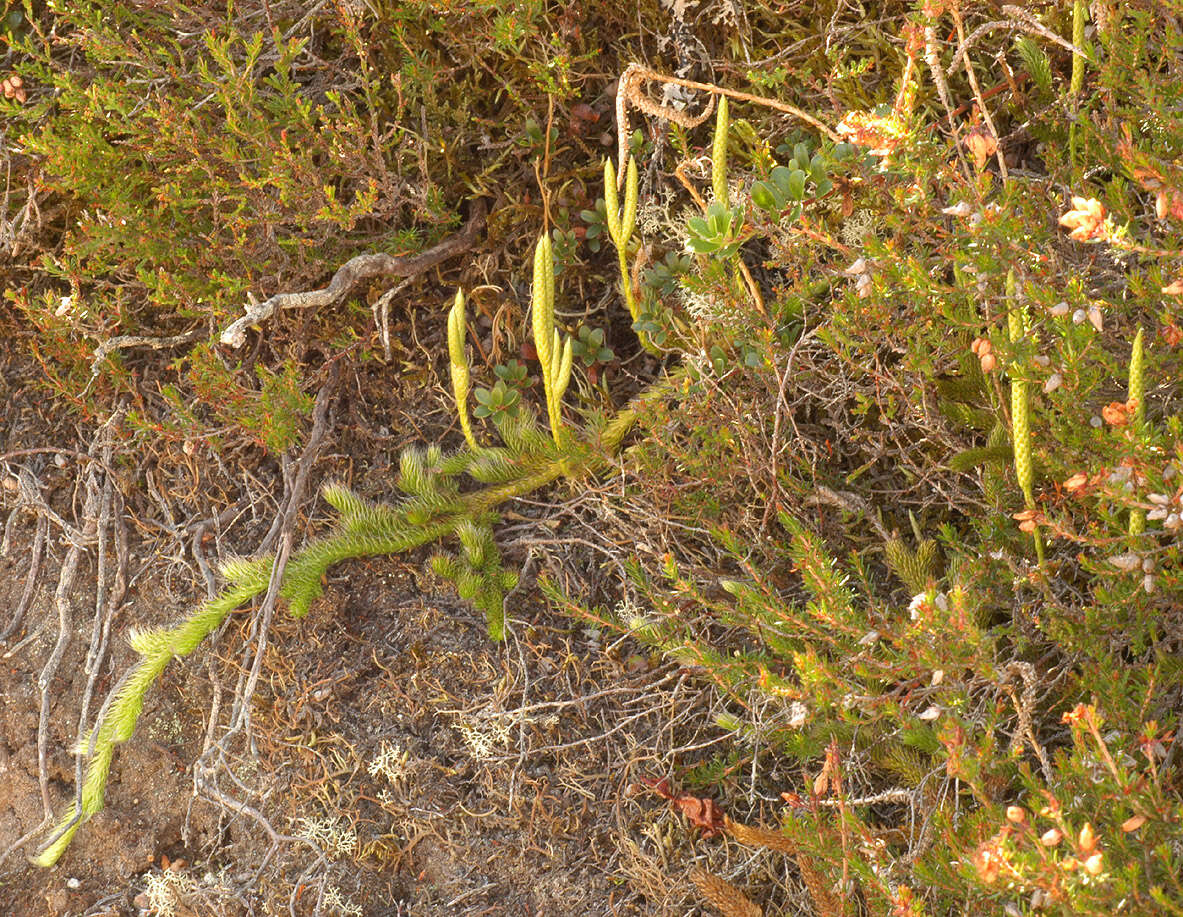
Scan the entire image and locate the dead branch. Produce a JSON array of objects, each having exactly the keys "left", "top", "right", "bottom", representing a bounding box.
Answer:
[
  {"left": 89, "top": 328, "right": 207, "bottom": 380},
  {"left": 0, "top": 511, "right": 46, "bottom": 643},
  {"left": 615, "top": 63, "right": 840, "bottom": 182},
  {"left": 219, "top": 200, "right": 488, "bottom": 348},
  {"left": 36, "top": 443, "right": 102, "bottom": 822}
]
